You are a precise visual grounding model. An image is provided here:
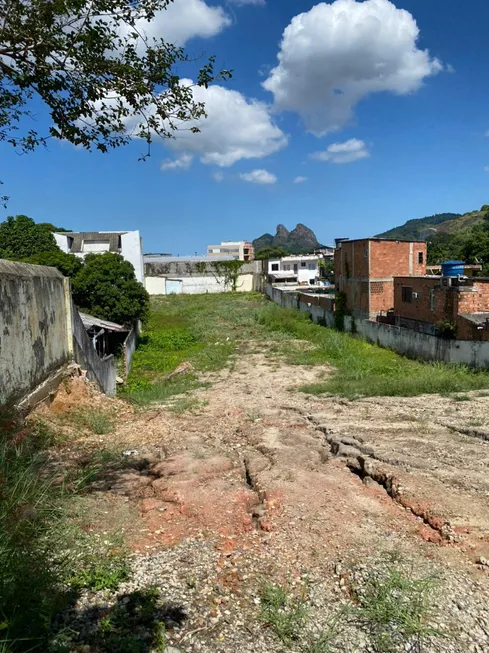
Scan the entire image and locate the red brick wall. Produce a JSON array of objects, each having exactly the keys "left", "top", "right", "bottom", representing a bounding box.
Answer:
[
  {"left": 335, "top": 239, "right": 427, "bottom": 318},
  {"left": 370, "top": 240, "right": 426, "bottom": 278},
  {"left": 370, "top": 280, "right": 394, "bottom": 315},
  {"left": 394, "top": 277, "right": 446, "bottom": 322},
  {"left": 457, "top": 281, "right": 489, "bottom": 314},
  {"left": 394, "top": 278, "right": 489, "bottom": 339}
]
